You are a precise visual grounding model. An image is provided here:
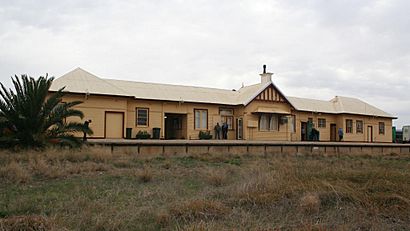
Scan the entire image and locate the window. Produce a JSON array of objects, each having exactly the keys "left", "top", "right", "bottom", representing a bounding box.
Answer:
[
  {"left": 194, "top": 109, "right": 208, "bottom": 129},
  {"left": 289, "top": 115, "right": 296, "bottom": 133},
  {"left": 346, "top": 119, "right": 353, "bottom": 133},
  {"left": 379, "top": 122, "right": 385, "bottom": 135},
  {"left": 220, "top": 108, "right": 234, "bottom": 129},
  {"left": 136, "top": 108, "right": 149, "bottom": 126},
  {"left": 259, "top": 114, "right": 278, "bottom": 131},
  {"left": 356, "top": 120, "right": 363, "bottom": 133},
  {"left": 270, "top": 115, "right": 278, "bottom": 131},
  {"left": 318, "top": 118, "right": 326, "bottom": 128},
  {"left": 259, "top": 114, "right": 270, "bottom": 131}
]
